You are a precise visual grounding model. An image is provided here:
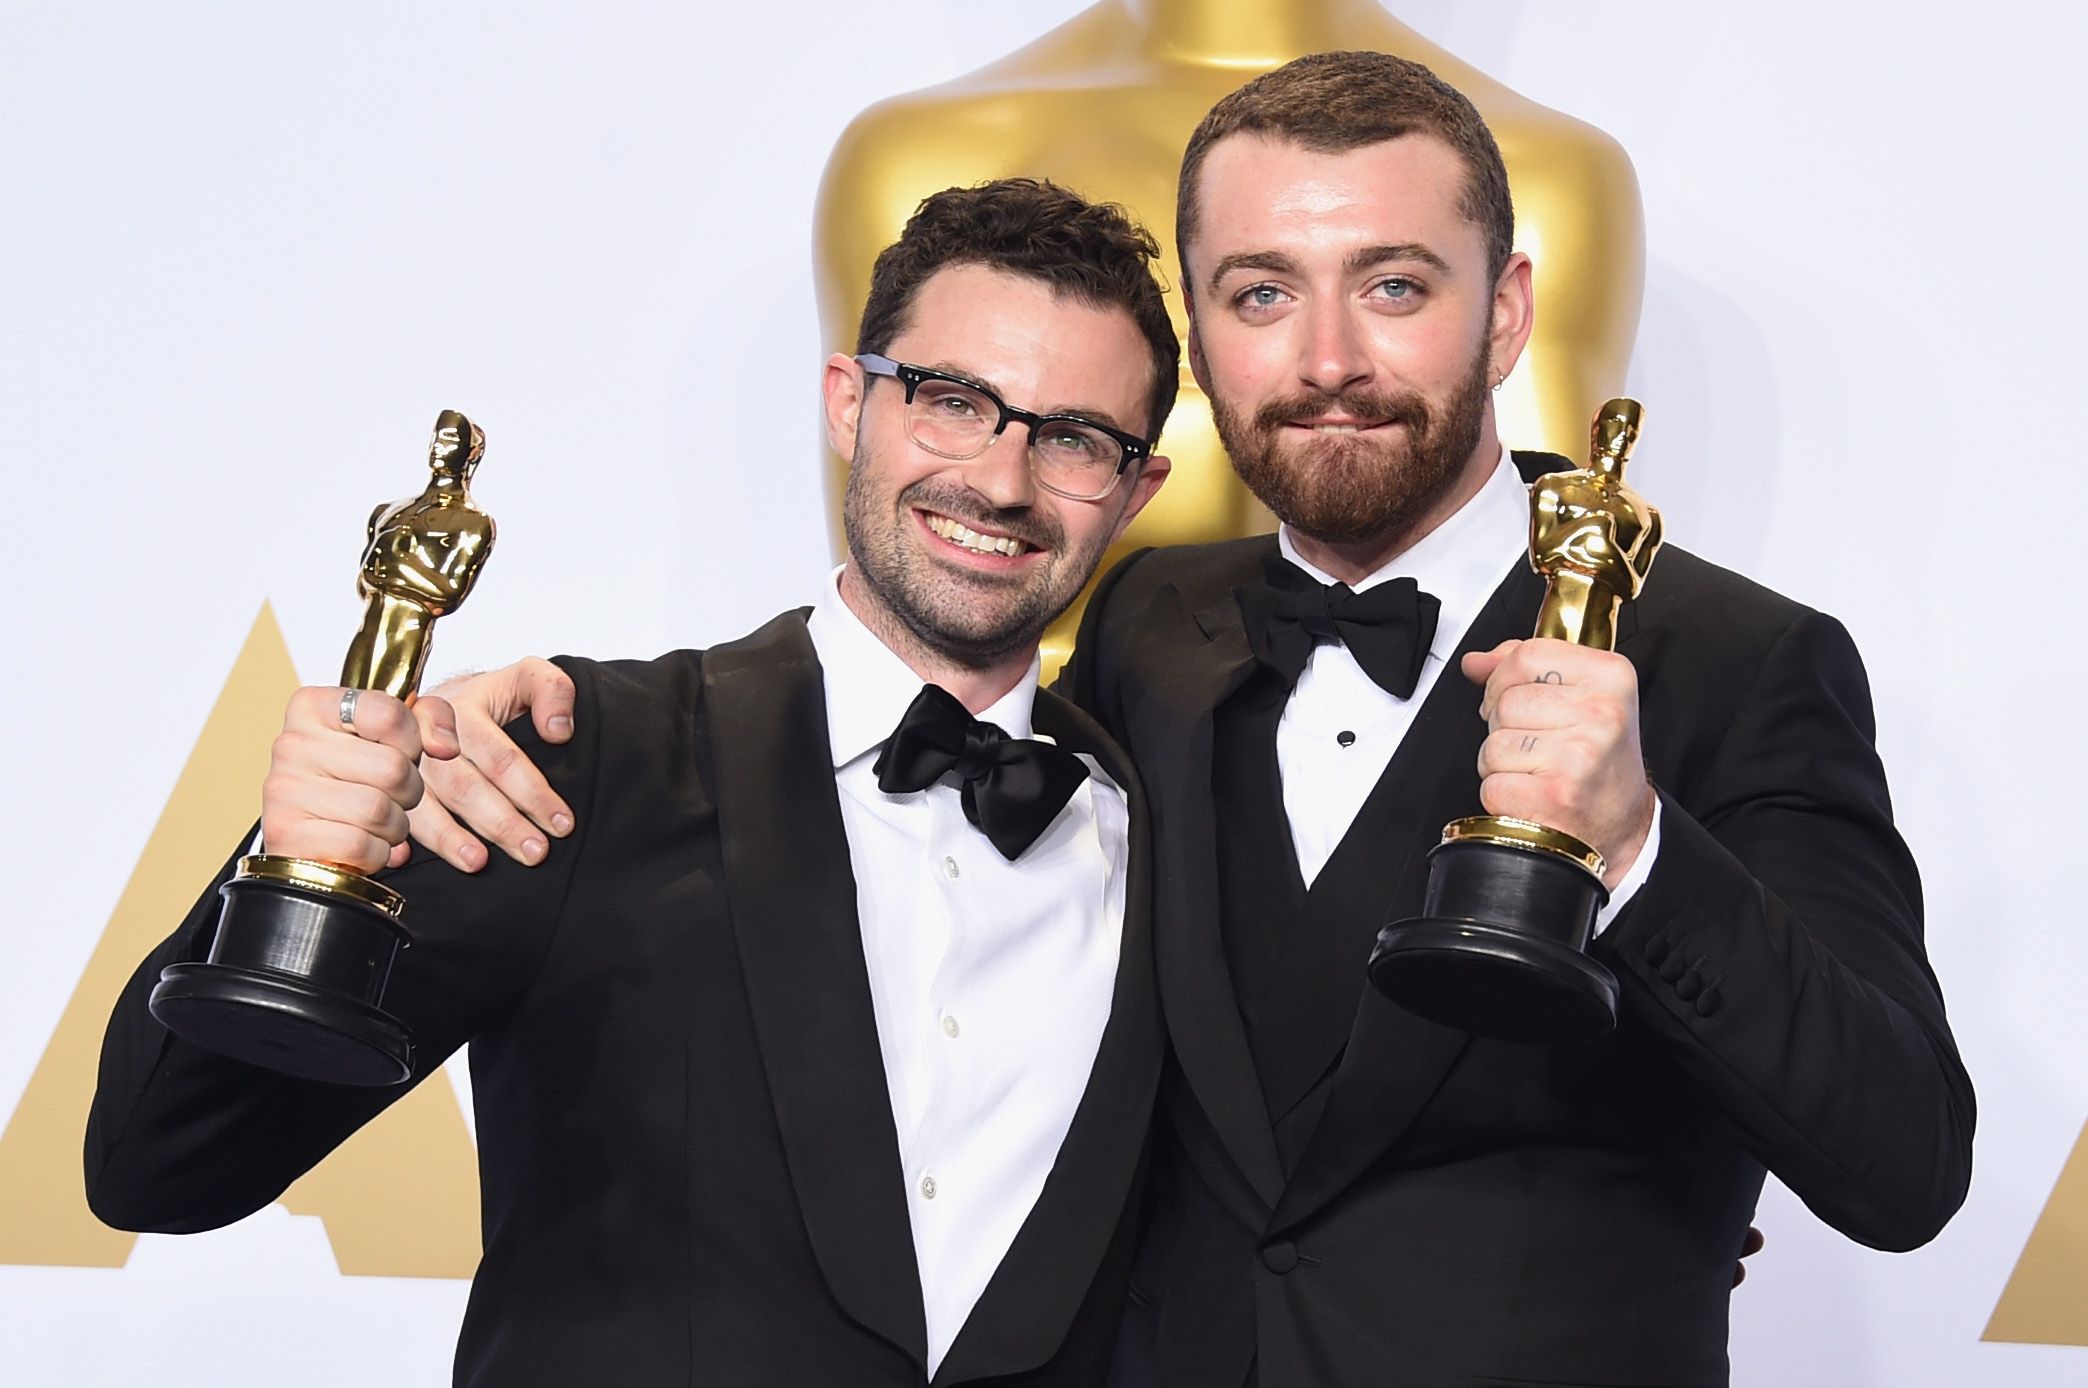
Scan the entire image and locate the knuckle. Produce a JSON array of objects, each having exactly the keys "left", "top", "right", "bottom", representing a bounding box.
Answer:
[
  {"left": 483, "top": 741, "right": 521, "bottom": 778},
  {"left": 380, "top": 755, "right": 418, "bottom": 800},
  {"left": 343, "top": 837, "right": 388, "bottom": 875},
  {"left": 287, "top": 686, "right": 335, "bottom": 726},
  {"left": 260, "top": 771, "right": 300, "bottom": 809},
  {"left": 366, "top": 693, "right": 411, "bottom": 739},
  {"left": 486, "top": 809, "right": 528, "bottom": 845},
  {"left": 353, "top": 781, "right": 397, "bottom": 828}
]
